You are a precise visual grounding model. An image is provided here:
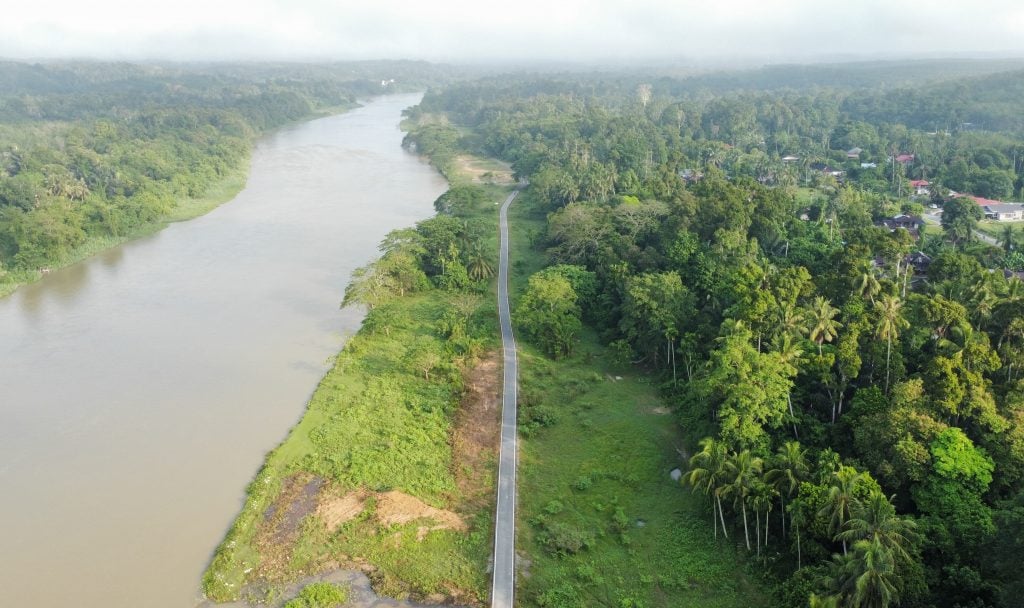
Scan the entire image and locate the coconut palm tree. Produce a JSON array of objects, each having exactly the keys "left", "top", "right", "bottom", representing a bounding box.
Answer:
[
  {"left": 687, "top": 438, "right": 731, "bottom": 539},
  {"left": 722, "top": 449, "right": 764, "bottom": 551},
  {"left": 852, "top": 262, "right": 882, "bottom": 303},
  {"left": 766, "top": 441, "right": 809, "bottom": 540},
  {"left": 464, "top": 245, "right": 495, "bottom": 281},
  {"left": 873, "top": 295, "right": 908, "bottom": 394},
  {"left": 809, "top": 296, "right": 842, "bottom": 356},
  {"left": 819, "top": 467, "right": 870, "bottom": 556},
  {"left": 837, "top": 491, "right": 918, "bottom": 568},
  {"left": 827, "top": 537, "right": 901, "bottom": 608}
]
